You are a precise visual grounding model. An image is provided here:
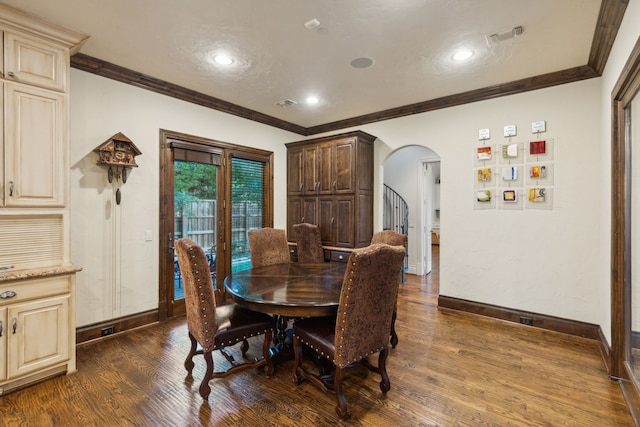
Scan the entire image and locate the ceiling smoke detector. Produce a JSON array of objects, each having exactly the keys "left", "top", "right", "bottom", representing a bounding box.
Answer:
[
  {"left": 486, "top": 25, "right": 524, "bottom": 45},
  {"left": 276, "top": 99, "right": 298, "bottom": 107}
]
